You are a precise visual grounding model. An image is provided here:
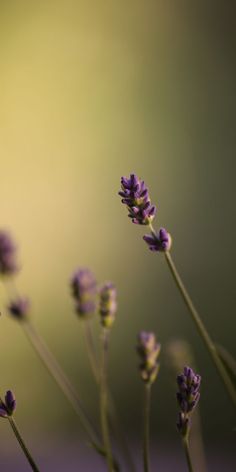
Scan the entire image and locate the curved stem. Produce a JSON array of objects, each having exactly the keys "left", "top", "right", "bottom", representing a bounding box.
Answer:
[
  {"left": 22, "top": 320, "right": 102, "bottom": 453},
  {"left": 143, "top": 384, "right": 151, "bottom": 472},
  {"left": 100, "top": 328, "right": 114, "bottom": 471},
  {"left": 182, "top": 437, "right": 194, "bottom": 472},
  {"left": 8, "top": 416, "right": 40, "bottom": 472},
  {"left": 164, "top": 251, "right": 236, "bottom": 407}
]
